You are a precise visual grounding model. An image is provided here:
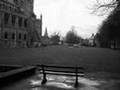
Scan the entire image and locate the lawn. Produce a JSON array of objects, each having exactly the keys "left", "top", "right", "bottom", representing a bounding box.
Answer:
[{"left": 0, "top": 45, "right": 120, "bottom": 73}]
